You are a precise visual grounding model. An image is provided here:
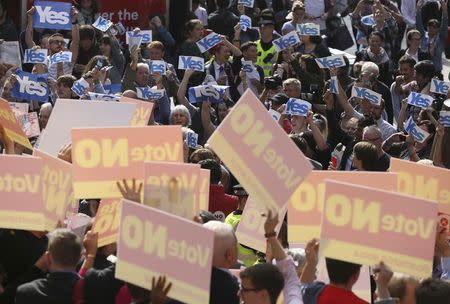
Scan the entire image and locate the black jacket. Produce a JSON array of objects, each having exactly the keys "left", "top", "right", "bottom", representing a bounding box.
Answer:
[
  {"left": 208, "top": 9, "right": 239, "bottom": 40},
  {"left": 15, "top": 272, "right": 80, "bottom": 304},
  {"left": 209, "top": 267, "right": 239, "bottom": 304}
]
